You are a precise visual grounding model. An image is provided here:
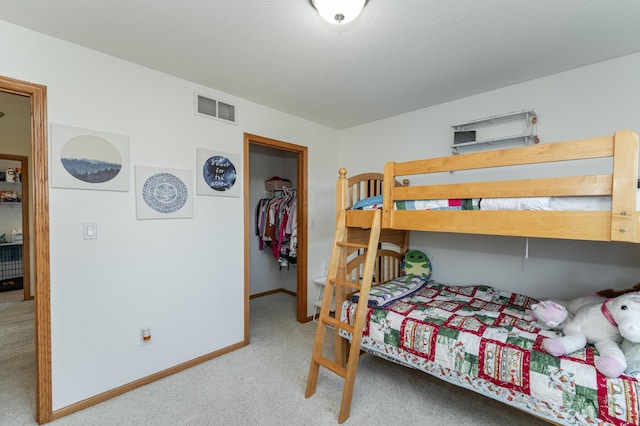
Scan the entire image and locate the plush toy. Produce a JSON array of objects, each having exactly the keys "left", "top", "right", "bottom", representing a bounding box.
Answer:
[
  {"left": 525, "top": 300, "right": 569, "bottom": 330},
  {"left": 599, "top": 283, "right": 640, "bottom": 375},
  {"left": 542, "top": 292, "right": 640, "bottom": 378},
  {"left": 621, "top": 338, "right": 640, "bottom": 375},
  {"left": 402, "top": 250, "right": 431, "bottom": 280},
  {"left": 597, "top": 282, "right": 640, "bottom": 299}
]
